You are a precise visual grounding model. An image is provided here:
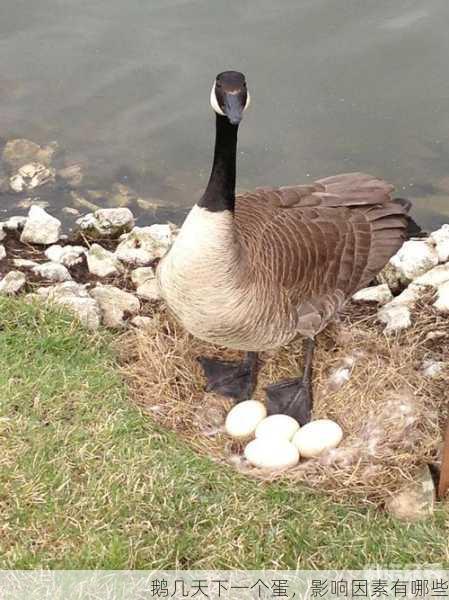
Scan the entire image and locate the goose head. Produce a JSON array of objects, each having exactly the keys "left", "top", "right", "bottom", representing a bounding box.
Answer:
[{"left": 210, "top": 70, "right": 250, "bottom": 125}]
